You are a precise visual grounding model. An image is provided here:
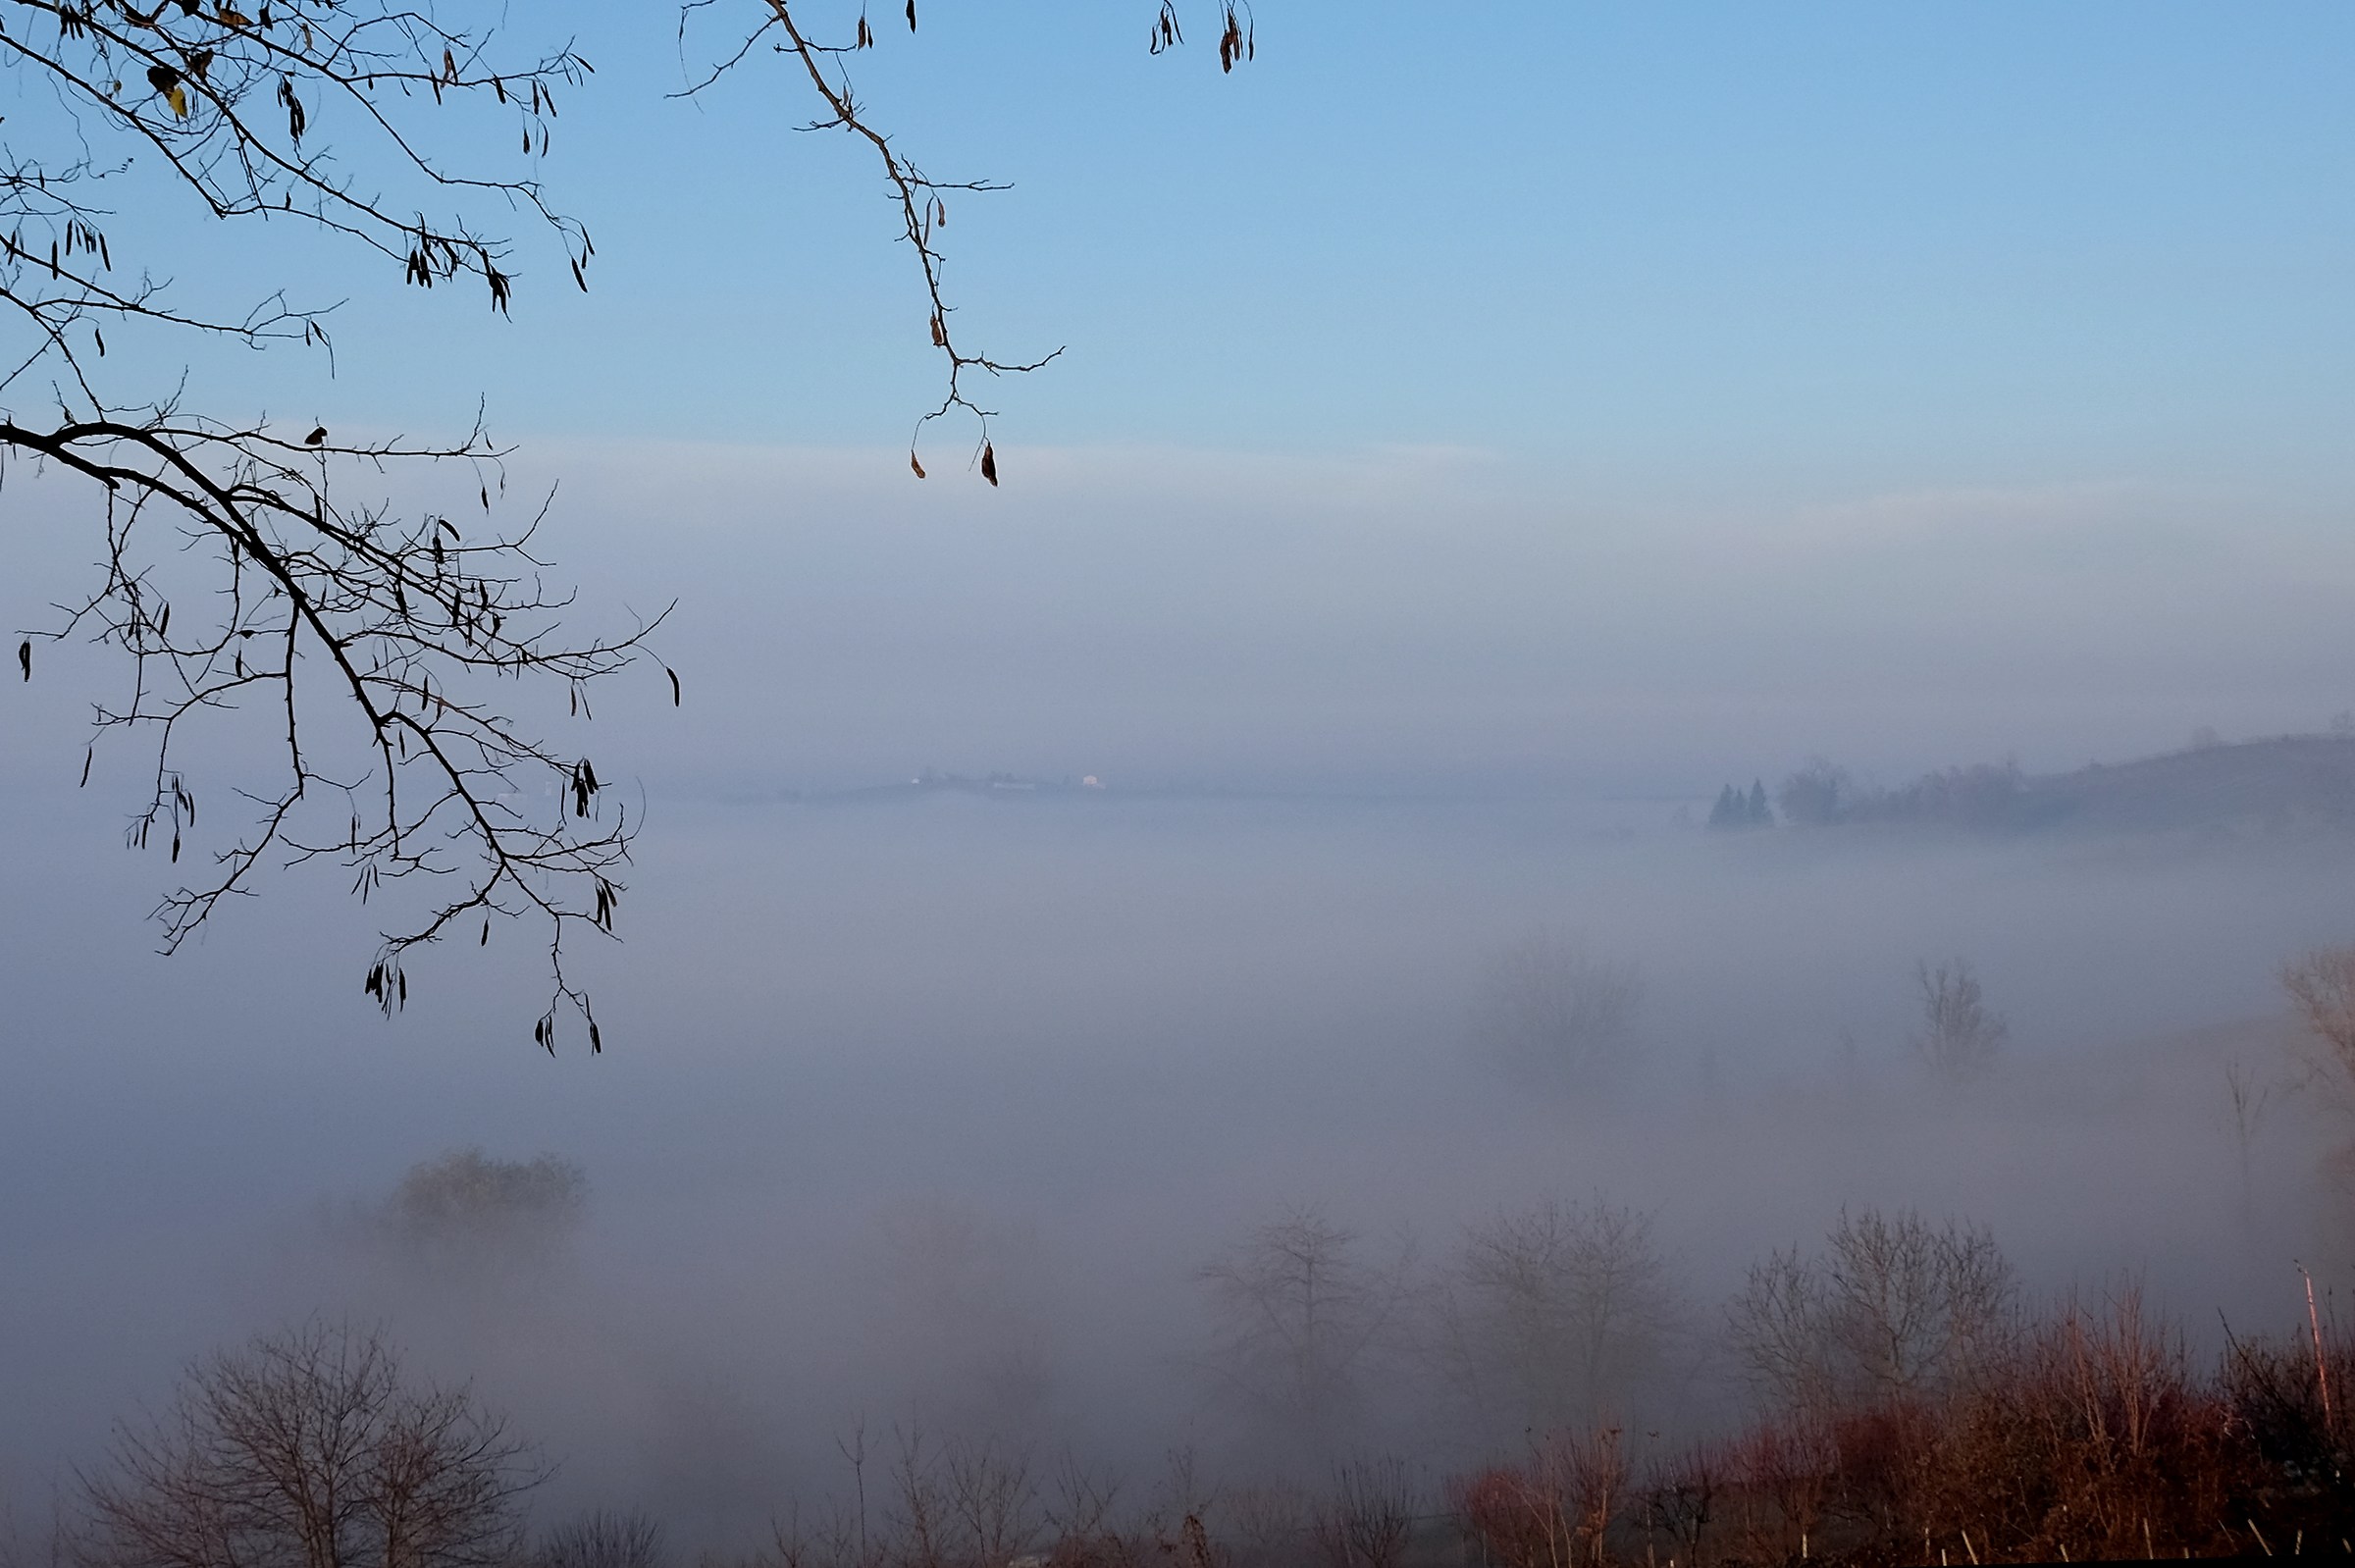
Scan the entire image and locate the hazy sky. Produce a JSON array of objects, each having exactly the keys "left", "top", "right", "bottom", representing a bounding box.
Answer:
[{"left": 11, "top": 1, "right": 2352, "bottom": 792}]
